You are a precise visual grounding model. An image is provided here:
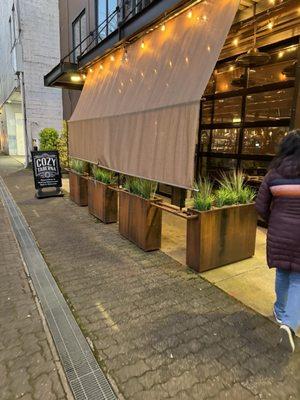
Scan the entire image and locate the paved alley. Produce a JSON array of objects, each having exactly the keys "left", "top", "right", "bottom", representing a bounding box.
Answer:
[{"left": 1, "top": 158, "right": 299, "bottom": 400}]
